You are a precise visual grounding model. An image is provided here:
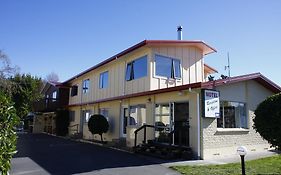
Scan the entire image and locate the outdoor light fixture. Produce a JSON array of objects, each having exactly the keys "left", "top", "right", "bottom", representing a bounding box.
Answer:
[{"left": 237, "top": 146, "right": 247, "bottom": 175}]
